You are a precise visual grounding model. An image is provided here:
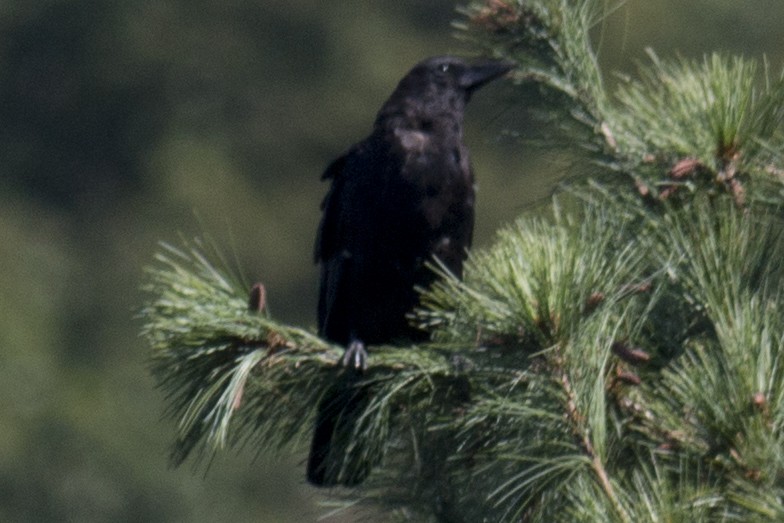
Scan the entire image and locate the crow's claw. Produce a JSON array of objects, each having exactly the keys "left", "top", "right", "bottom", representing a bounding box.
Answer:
[{"left": 342, "top": 340, "right": 368, "bottom": 371}]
